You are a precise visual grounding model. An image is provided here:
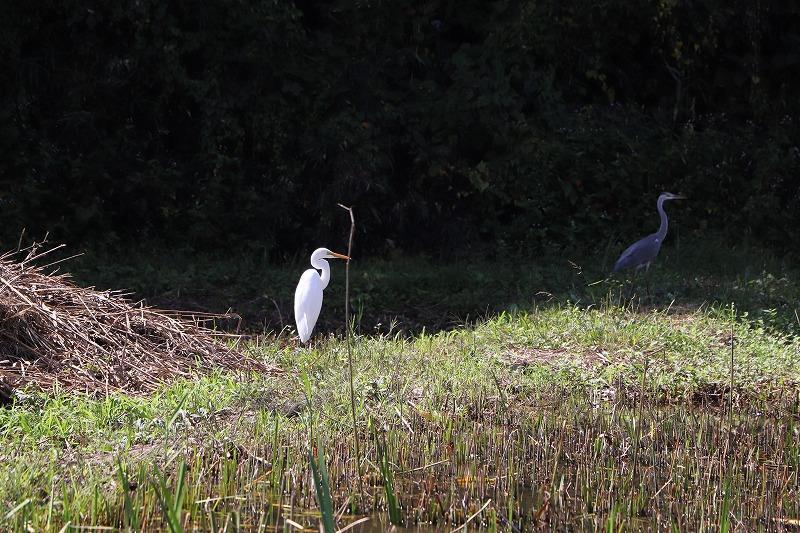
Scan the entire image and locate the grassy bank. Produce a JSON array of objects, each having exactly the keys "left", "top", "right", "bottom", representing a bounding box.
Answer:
[{"left": 1, "top": 298, "right": 799, "bottom": 530}]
